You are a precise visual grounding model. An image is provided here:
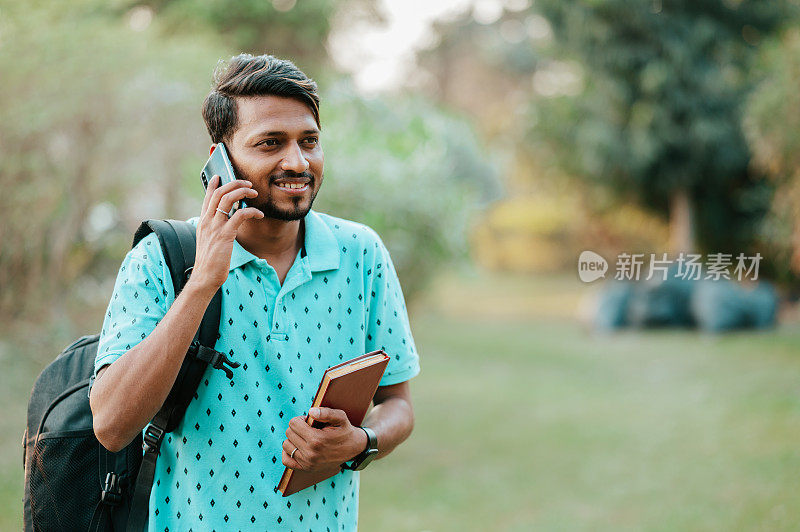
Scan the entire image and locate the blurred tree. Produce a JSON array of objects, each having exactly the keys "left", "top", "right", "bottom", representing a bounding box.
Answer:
[
  {"left": 532, "top": 0, "right": 789, "bottom": 255},
  {"left": 420, "top": 12, "right": 534, "bottom": 142},
  {"left": 744, "top": 27, "right": 800, "bottom": 279},
  {"left": 122, "top": 0, "right": 379, "bottom": 77},
  {"left": 0, "top": 0, "right": 493, "bottom": 316},
  {"left": 416, "top": 7, "right": 674, "bottom": 271},
  {"left": 0, "top": 1, "right": 217, "bottom": 316},
  {"left": 315, "top": 83, "right": 499, "bottom": 300}
]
